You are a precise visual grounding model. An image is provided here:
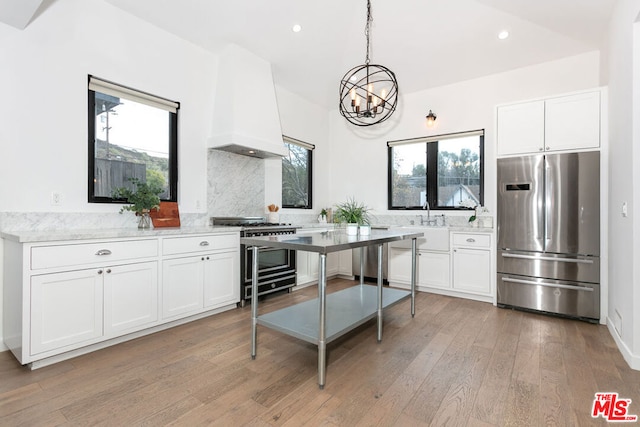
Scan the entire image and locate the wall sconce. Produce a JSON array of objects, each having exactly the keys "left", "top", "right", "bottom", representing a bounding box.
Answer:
[{"left": 426, "top": 110, "right": 437, "bottom": 127}]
